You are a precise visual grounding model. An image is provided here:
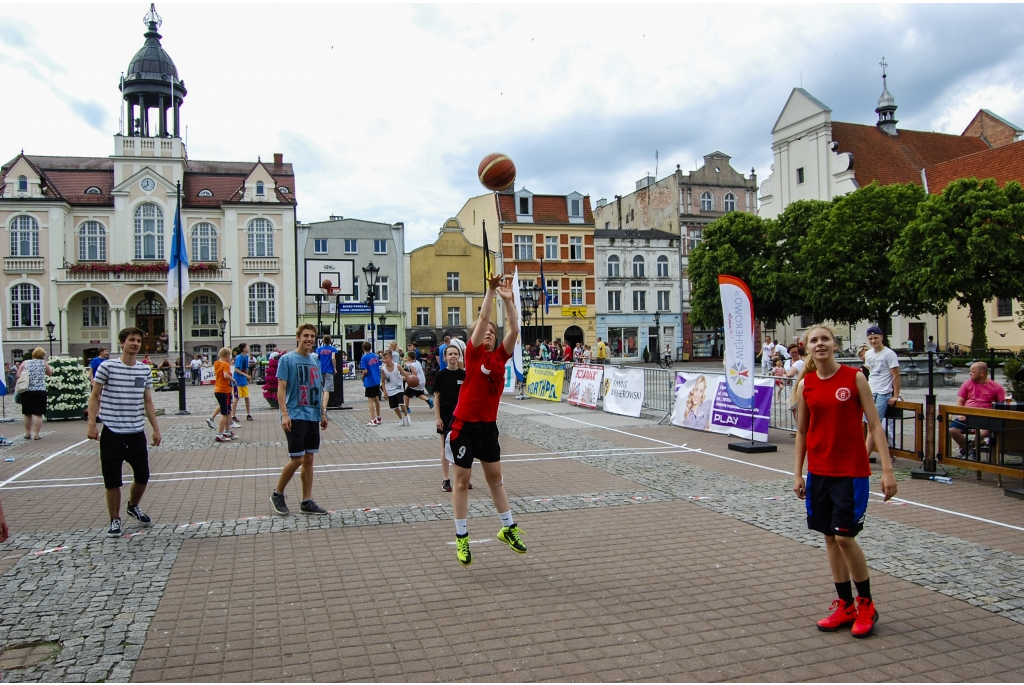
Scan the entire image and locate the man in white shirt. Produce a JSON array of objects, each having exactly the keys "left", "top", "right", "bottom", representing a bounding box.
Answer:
[
  {"left": 863, "top": 325, "right": 900, "bottom": 456},
  {"left": 774, "top": 340, "right": 790, "bottom": 361},
  {"left": 761, "top": 336, "right": 775, "bottom": 374}
]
